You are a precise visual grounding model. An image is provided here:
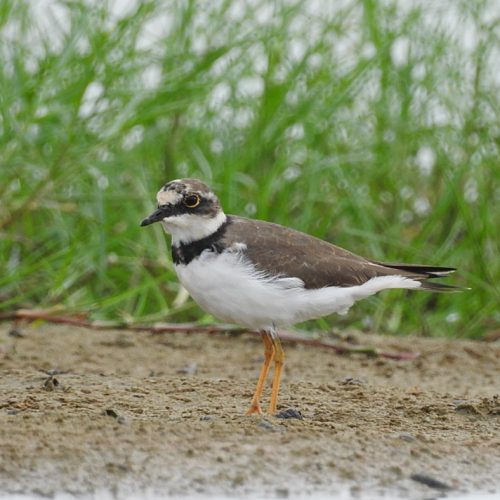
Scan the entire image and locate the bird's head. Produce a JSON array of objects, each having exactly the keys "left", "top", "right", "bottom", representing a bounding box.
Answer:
[{"left": 140, "top": 178, "right": 226, "bottom": 244}]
